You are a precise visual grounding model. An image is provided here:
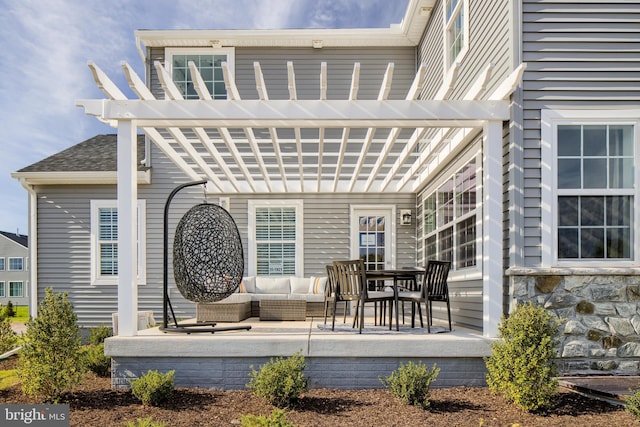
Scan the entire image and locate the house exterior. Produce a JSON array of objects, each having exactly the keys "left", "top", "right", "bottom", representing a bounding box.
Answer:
[
  {"left": 12, "top": 0, "right": 640, "bottom": 377},
  {"left": 0, "top": 231, "right": 29, "bottom": 308}
]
